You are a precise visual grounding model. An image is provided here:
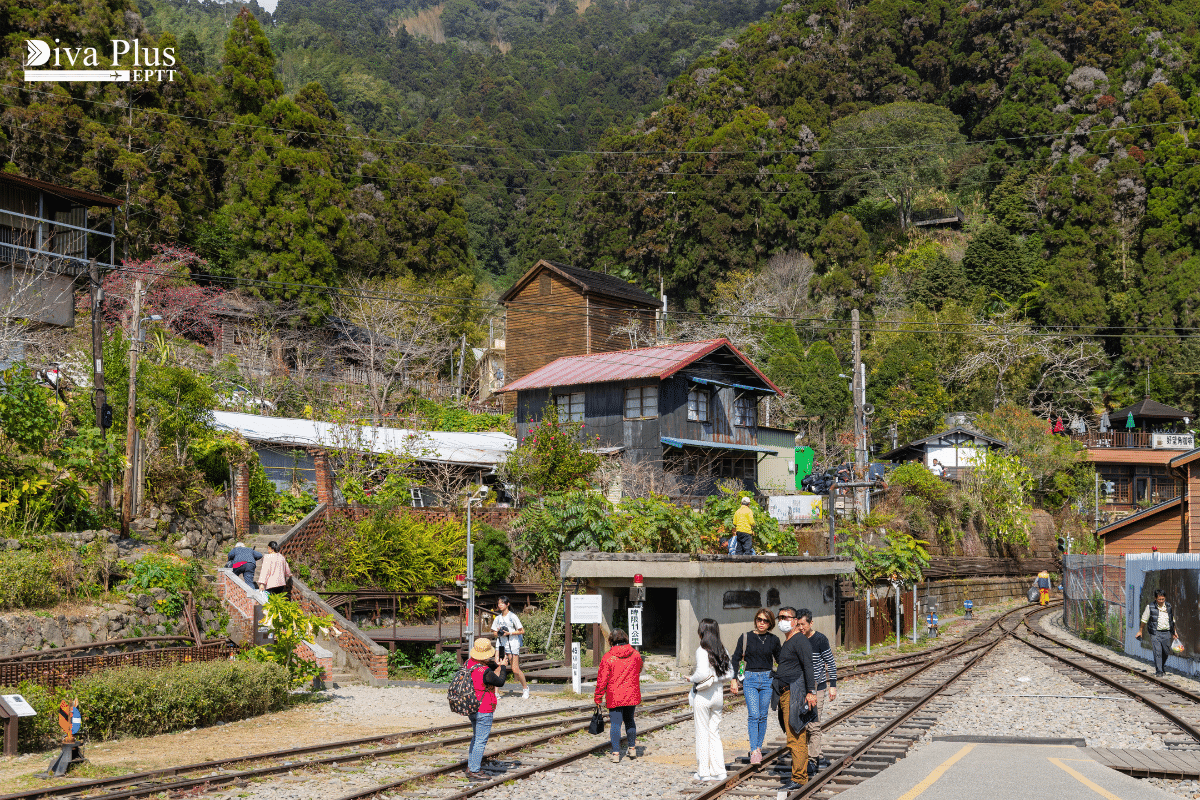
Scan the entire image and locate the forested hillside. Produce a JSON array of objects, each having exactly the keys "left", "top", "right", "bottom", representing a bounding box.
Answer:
[{"left": 4, "top": 0, "right": 1200, "bottom": 452}]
